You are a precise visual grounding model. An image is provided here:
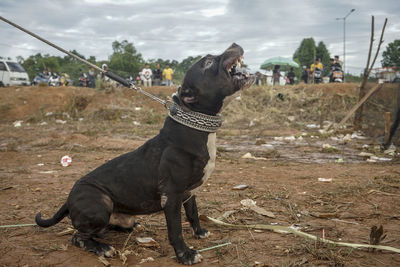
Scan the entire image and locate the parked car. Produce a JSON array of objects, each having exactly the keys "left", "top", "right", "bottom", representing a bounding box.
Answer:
[{"left": 0, "top": 60, "right": 30, "bottom": 86}]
